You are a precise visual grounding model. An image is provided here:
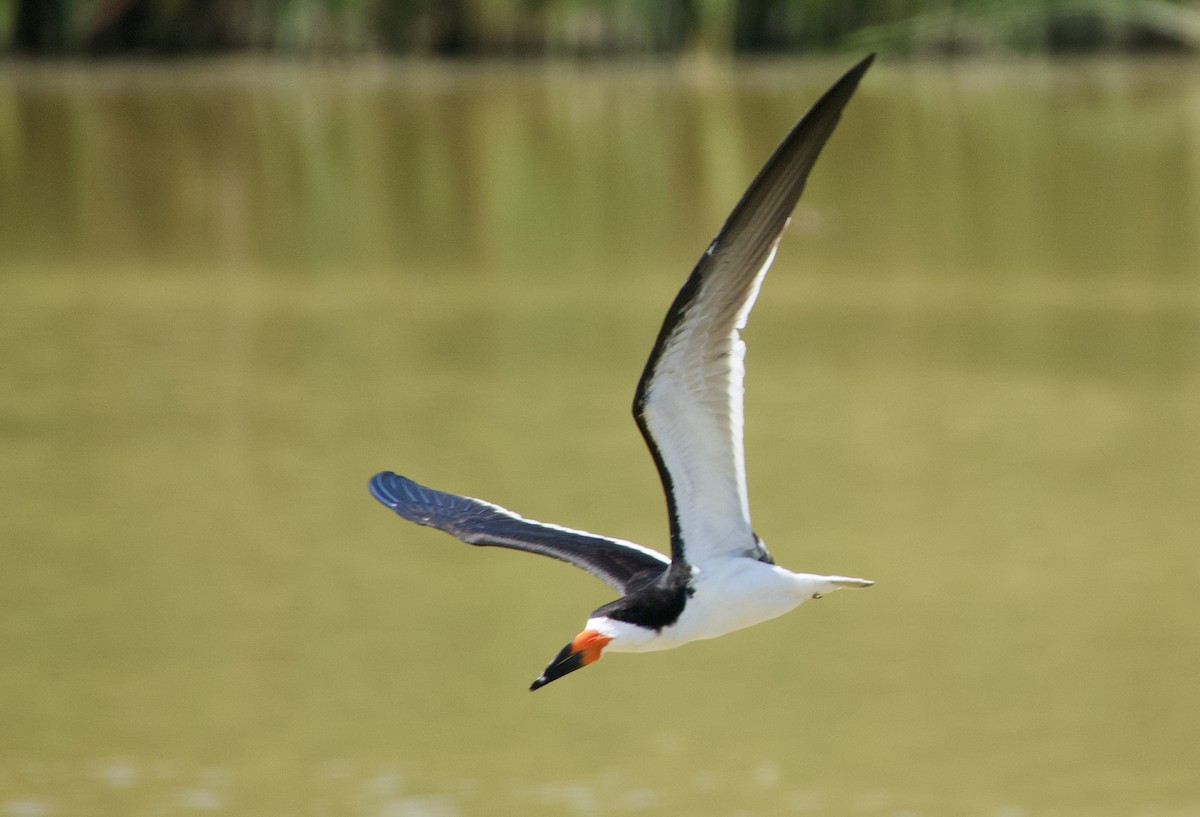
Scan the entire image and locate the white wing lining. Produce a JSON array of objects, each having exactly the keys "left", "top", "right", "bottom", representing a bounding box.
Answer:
[{"left": 634, "top": 56, "right": 874, "bottom": 568}]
